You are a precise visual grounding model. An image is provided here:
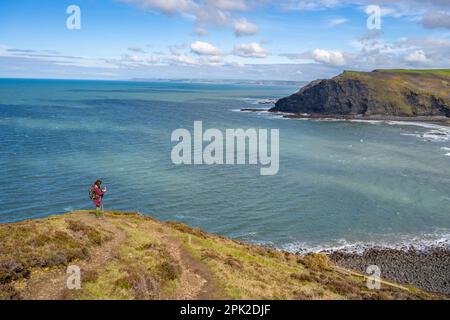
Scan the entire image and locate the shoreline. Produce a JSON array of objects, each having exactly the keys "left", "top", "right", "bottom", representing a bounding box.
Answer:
[
  {"left": 327, "top": 246, "right": 450, "bottom": 295},
  {"left": 252, "top": 237, "right": 449, "bottom": 295},
  {"left": 276, "top": 237, "right": 450, "bottom": 295},
  {"left": 240, "top": 108, "right": 450, "bottom": 126}
]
